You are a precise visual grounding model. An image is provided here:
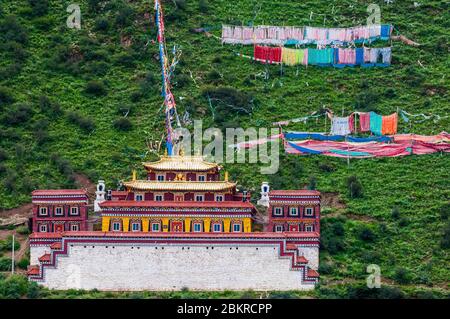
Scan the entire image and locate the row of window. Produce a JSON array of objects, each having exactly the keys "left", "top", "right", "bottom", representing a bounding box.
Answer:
[
  {"left": 111, "top": 221, "right": 242, "bottom": 233},
  {"left": 38, "top": 224, "right": 80, "bottom": 232},
  {"left": 135, "top": 194, "right": 224, "bottom": 202},
  {"left": 272, "top": 207, "right": 315, "bottom": 217},
  {"left": 155, "top": 174, "right": 209, "bottom": 182},
  {"left": 273, "top": 224, "right": 315, "bottom": 232},
  {"left": 38, "top": 206, "right": 80, "bottom": 216}
]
